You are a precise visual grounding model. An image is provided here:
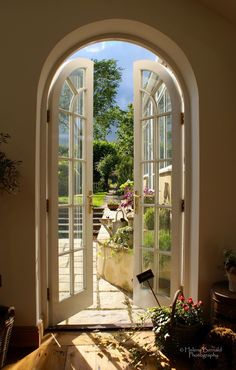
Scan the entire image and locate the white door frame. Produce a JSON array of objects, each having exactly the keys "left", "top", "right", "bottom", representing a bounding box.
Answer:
[{"left": 36, "top": 21, "right": 199, "bottom": 328}]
